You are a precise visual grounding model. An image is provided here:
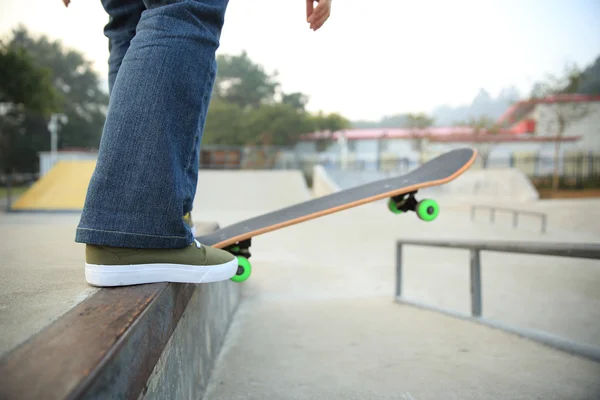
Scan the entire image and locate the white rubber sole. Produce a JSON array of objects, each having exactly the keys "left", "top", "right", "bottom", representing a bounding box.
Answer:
[{"left": 85, "top": 258, "right": 238, "bottom": 287}]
